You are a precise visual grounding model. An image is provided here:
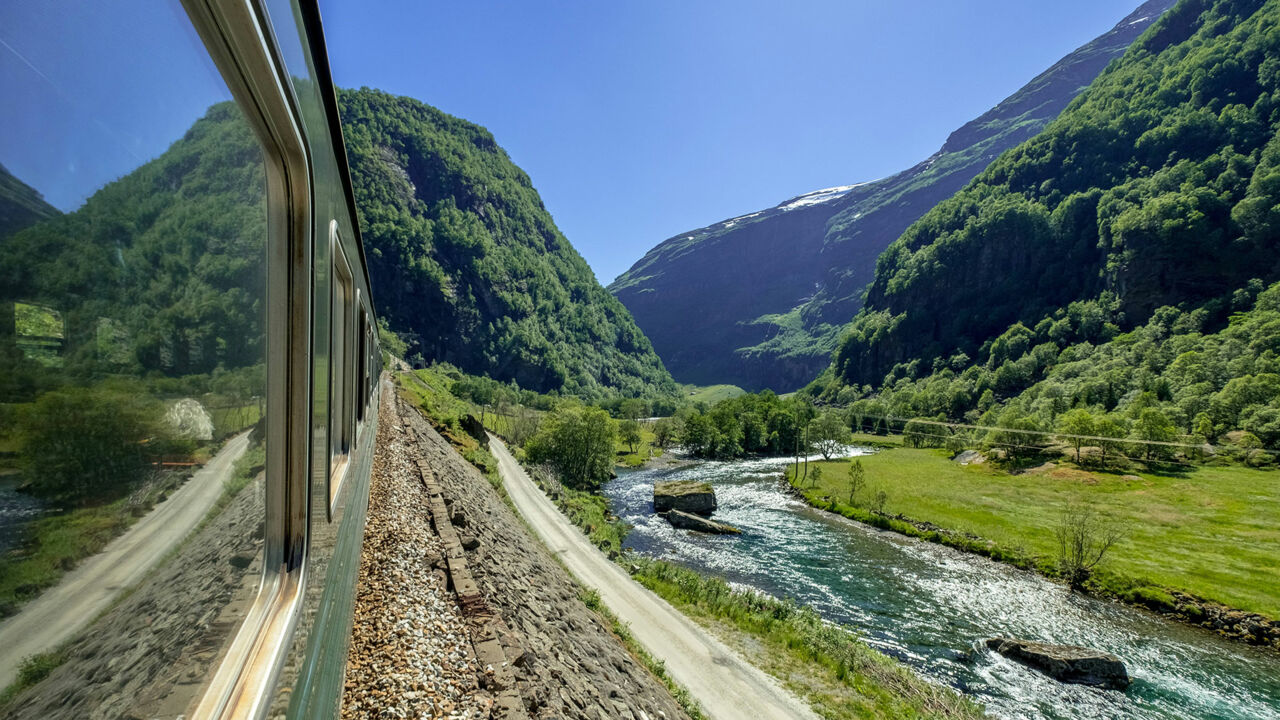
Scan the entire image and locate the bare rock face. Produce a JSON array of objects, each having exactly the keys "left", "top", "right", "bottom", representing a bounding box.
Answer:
[
  {"left": 663, "top": 509, "right": 741, "bottom": 535},
  {"left": 986, "top": 637, "right": 1130, "bottom": 690},
  {"left": 460, "top": 413, "right": 489, "bottom": 449},
  {"left": 653, "top": 480, "right": 716, "bottom": 515}
]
